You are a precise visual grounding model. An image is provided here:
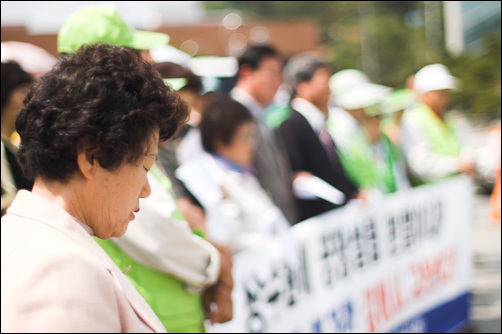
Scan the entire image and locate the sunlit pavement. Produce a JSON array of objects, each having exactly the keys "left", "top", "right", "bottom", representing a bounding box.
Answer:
[{"left": 465, "top": 191, "right": 501, "bottom": 333}]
